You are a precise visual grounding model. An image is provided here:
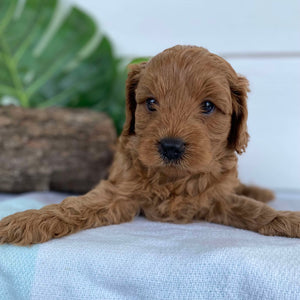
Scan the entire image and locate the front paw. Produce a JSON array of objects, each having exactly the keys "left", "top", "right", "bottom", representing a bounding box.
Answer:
[
  {"left": 258, "top": 211, "right": 300, "bottom": 238},
  {"left": 0, "top": 208, "right": 71, "bottom": 246},
  {"left": 0, "top": 210, "right": 45, "bottom": 245}
]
